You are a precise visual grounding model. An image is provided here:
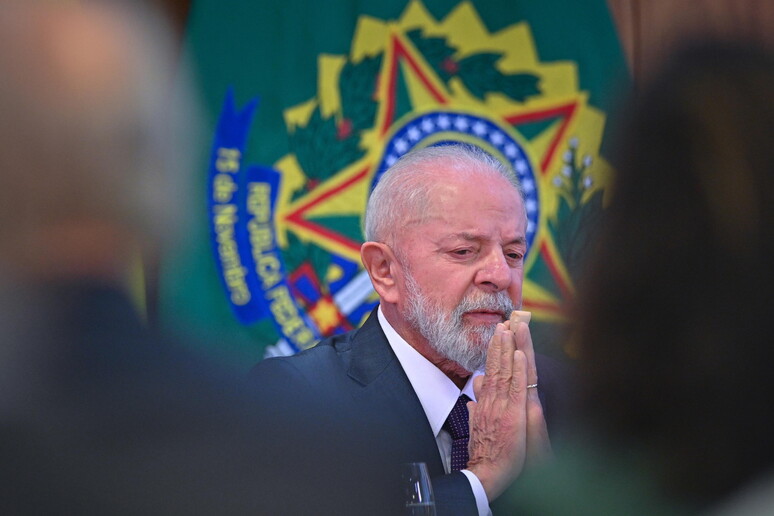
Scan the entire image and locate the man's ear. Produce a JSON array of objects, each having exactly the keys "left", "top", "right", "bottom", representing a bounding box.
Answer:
[{"left": 360, "top": 241, "right": 400, "bottom": 304}]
